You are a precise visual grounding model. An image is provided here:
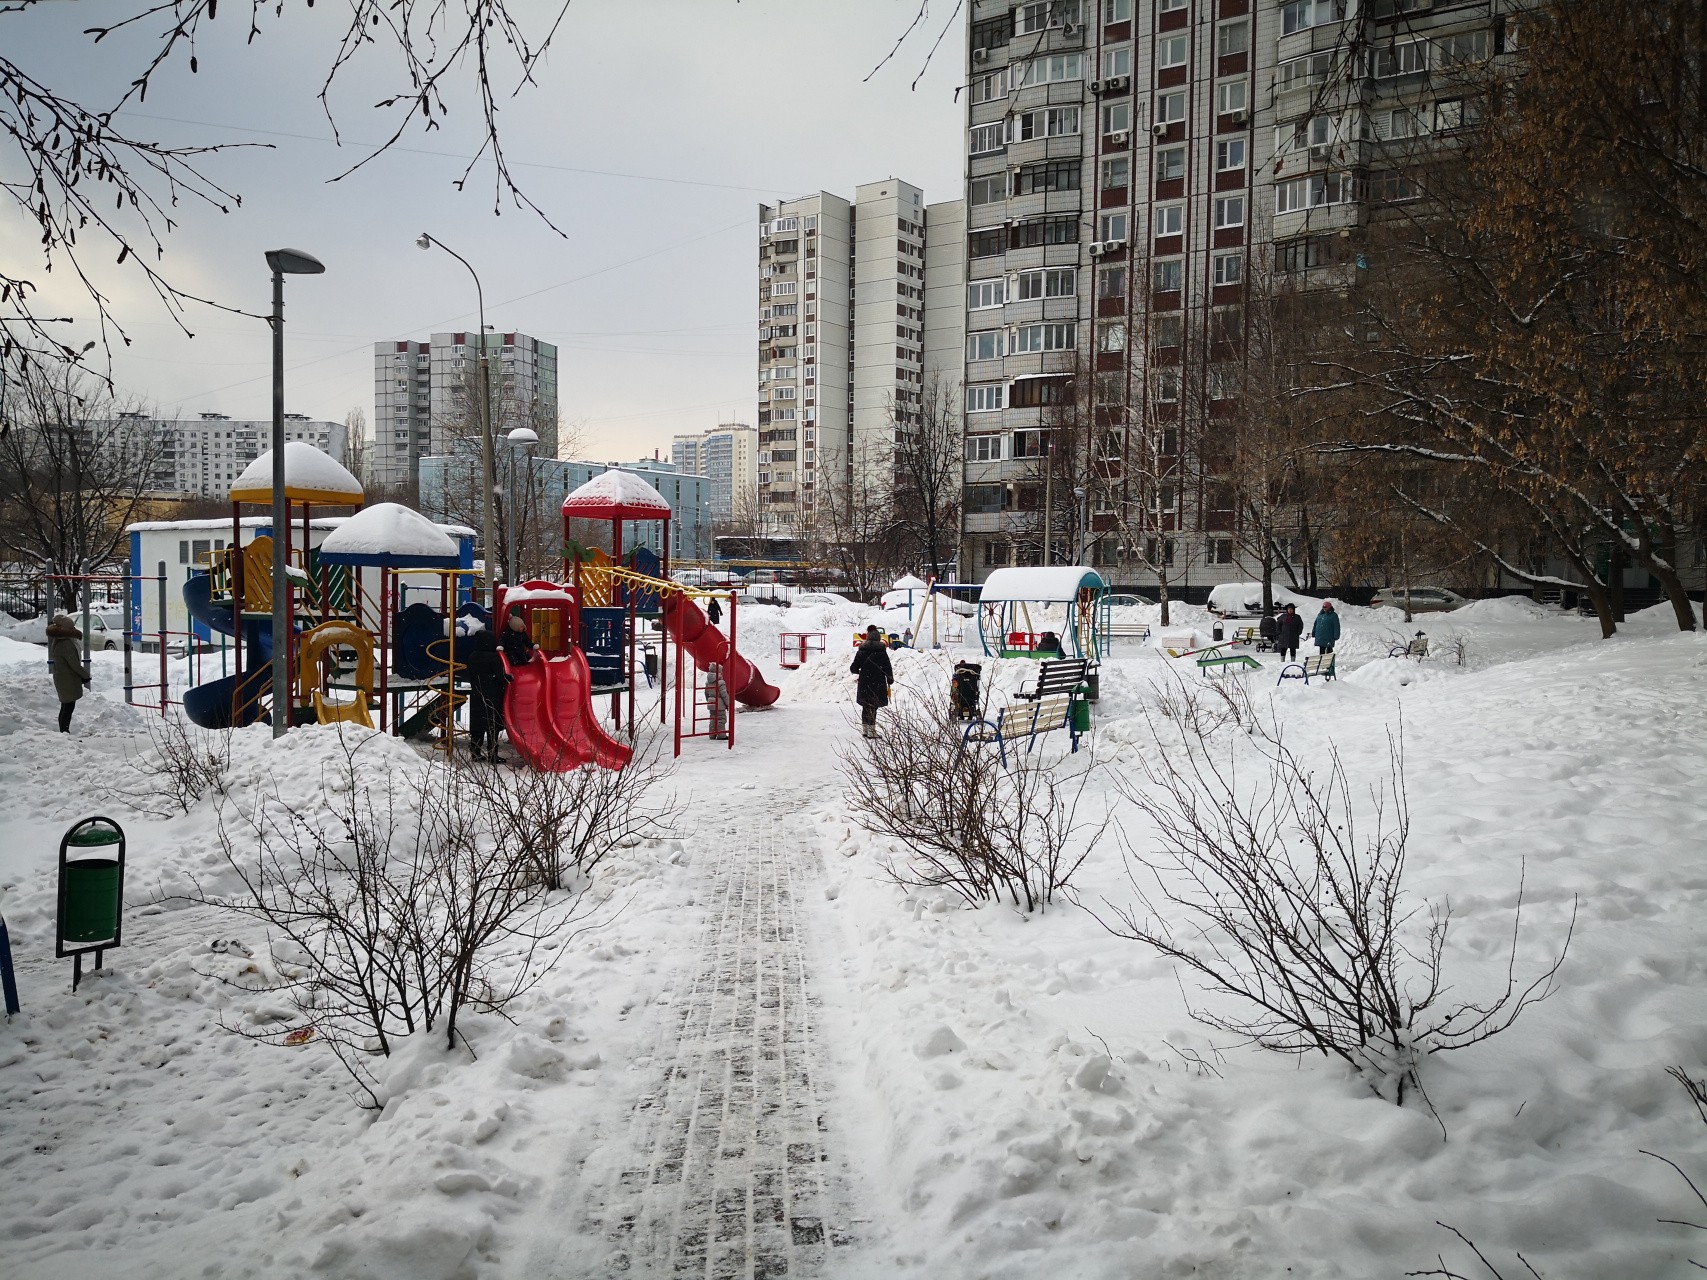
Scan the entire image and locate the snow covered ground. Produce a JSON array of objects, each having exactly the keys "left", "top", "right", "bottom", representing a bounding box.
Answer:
[{"left": 0, "top": 599, "right": 1704, "bottom": 1278}]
